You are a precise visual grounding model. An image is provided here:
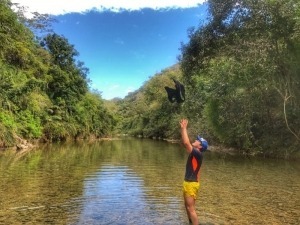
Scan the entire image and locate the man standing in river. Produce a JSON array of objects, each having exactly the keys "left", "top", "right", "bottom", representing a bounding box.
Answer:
[{"left": 180, "top": 119, "right": 208, "bottom": 225}]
